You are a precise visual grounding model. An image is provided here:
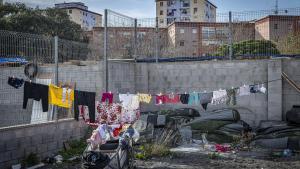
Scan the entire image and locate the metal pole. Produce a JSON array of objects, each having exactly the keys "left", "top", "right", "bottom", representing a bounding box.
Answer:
[
  {"left": 54, "top": 36, "right": 58, "bottom": 121},
  {"left": 104, "top": 9, "right": 108, "bottom": 92},
  {"left": 155, "top": 17, "right": 159, "bottom": 63},
  {"left": 134, "top": 18, "right": 137, "bottom": 59},
  {"left": 229, "top": 11, "right": 233, "bottom": 60}
]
